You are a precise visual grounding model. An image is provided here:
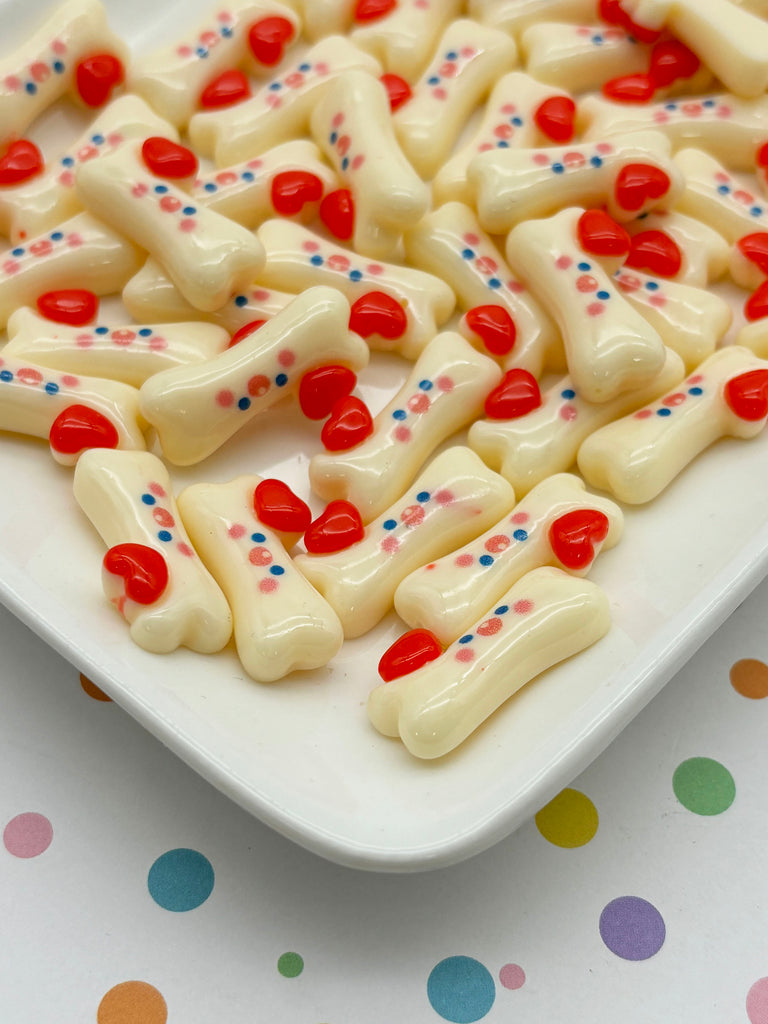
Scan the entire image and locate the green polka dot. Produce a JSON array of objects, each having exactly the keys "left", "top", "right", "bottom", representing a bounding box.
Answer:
[
  {"left": 535, "top": 788, "right": 599, "bottom": 848},
  {"left": 278, "top": 952, "right": 304, "bottom": 978},
  {"left": 673, "top": 757, "right": 735, "bottom": 815}
]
